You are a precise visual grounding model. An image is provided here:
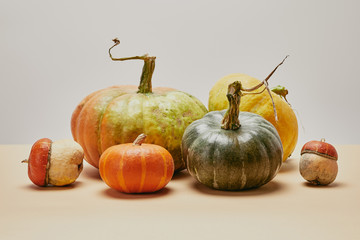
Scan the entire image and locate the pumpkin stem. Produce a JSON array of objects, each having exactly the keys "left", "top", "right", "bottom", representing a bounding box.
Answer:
[
  {"left": 271, "top": 85, "right": 291, "bottom": 106},
  {"left": 133, "top": 134, "right": 147, "bottom": 146},
  {"left": 109, "top": 38, "right": 156, "bottom": 94},
  {"left": 21, "top": 159, "right": 29, "bottom": 163},
  {"left": 221, "top": 81, "right": 242, "bottom": 130},
  {"left": 241, "top": 56, "right": 289, "bottom": 122}
]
